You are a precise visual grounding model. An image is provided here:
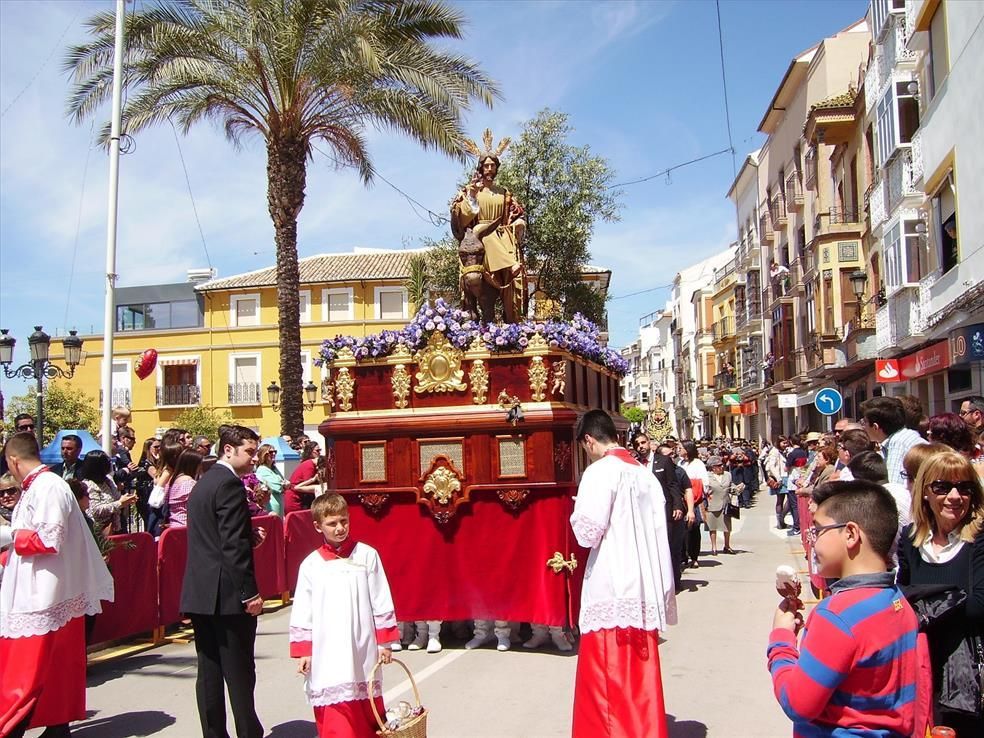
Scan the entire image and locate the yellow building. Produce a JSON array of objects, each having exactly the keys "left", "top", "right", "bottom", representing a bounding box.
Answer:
[
  {"left": 63, "top": 249, "right": 610, "bottom": 443},
  {"left": 710, "top": 247, "right": 740, "bottom": 436}
]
